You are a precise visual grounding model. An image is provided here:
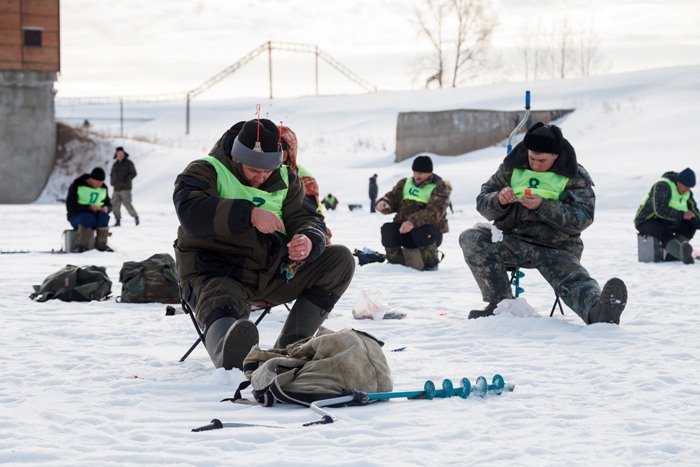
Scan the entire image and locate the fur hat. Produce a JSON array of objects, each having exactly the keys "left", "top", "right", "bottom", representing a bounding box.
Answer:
[
  {"left": 678, "top": 167, "right": 696, "bottom": 188},
  {"left": 412, "top": 155, "right": 433, "bottom": 173},
  {"left": 523, "top": 122, "right": 563, "bottom": 154},
  {"left": 113, "top": 146, "right": 129, "bottom": 159},
  {"left": 230, "top": 119, "right": 282, "bottom": 170},
  {"left": 89, "top": 167, "right": 106, "bottom": 181}
]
